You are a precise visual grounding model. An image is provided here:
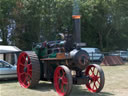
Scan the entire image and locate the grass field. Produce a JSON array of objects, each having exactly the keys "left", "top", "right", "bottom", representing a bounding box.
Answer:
[{"left": 0, "top": 64, "right": 128, "bottom": 96}]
